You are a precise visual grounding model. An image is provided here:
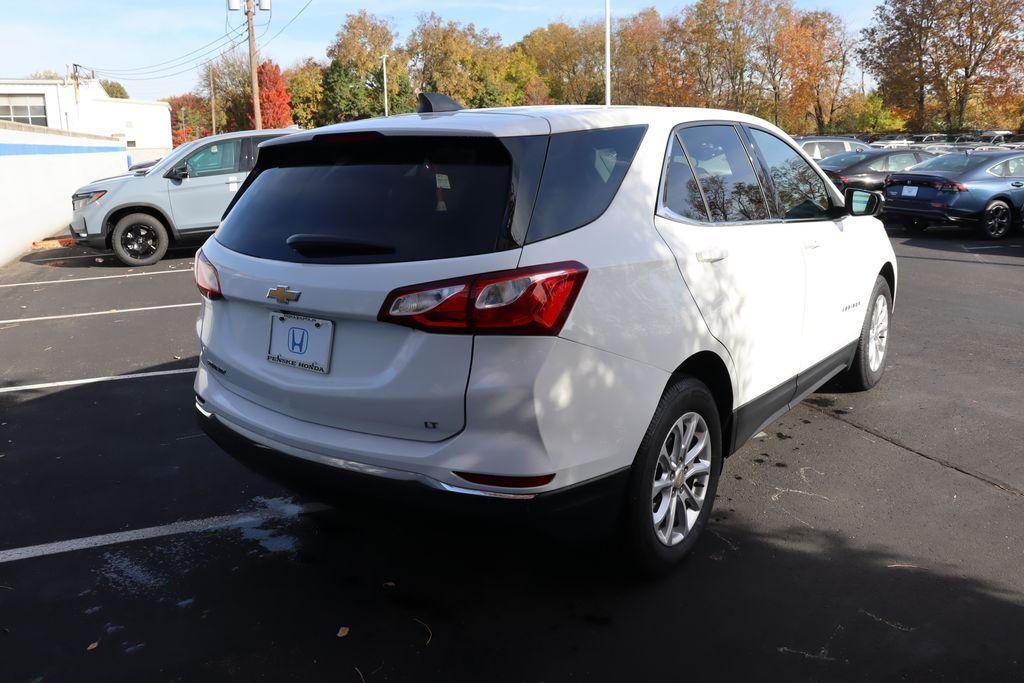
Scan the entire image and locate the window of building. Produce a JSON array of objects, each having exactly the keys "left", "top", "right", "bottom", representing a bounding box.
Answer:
[{"left": 0, "top": 94, "right": 47, "bottom": 127}]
